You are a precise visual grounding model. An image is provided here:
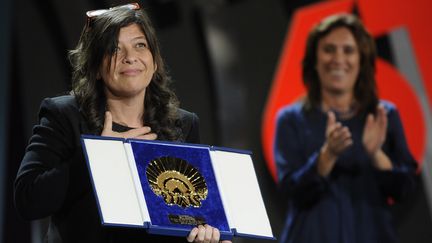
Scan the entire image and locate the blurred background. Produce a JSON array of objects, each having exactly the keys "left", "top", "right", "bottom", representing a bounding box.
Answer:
[{"left": 1, "top": 0, "right": 431, "bottom": 242}]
